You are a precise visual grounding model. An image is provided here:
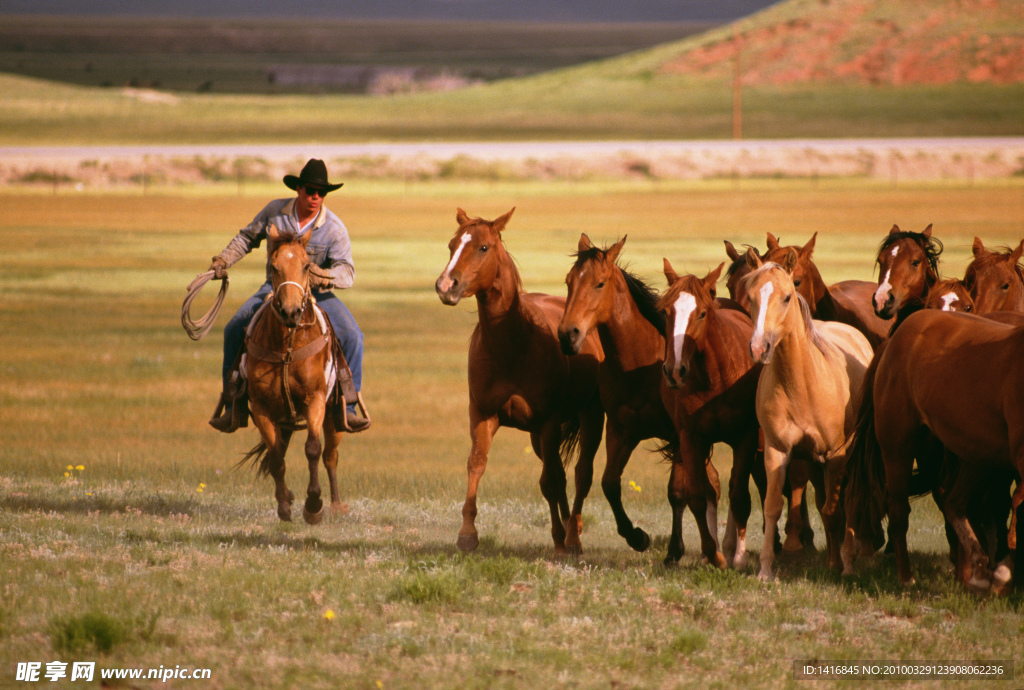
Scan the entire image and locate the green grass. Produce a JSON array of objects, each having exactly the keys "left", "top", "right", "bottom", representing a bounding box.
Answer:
[{"left": 2, "top": 182, "right": 1023, "bottom": 688}]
